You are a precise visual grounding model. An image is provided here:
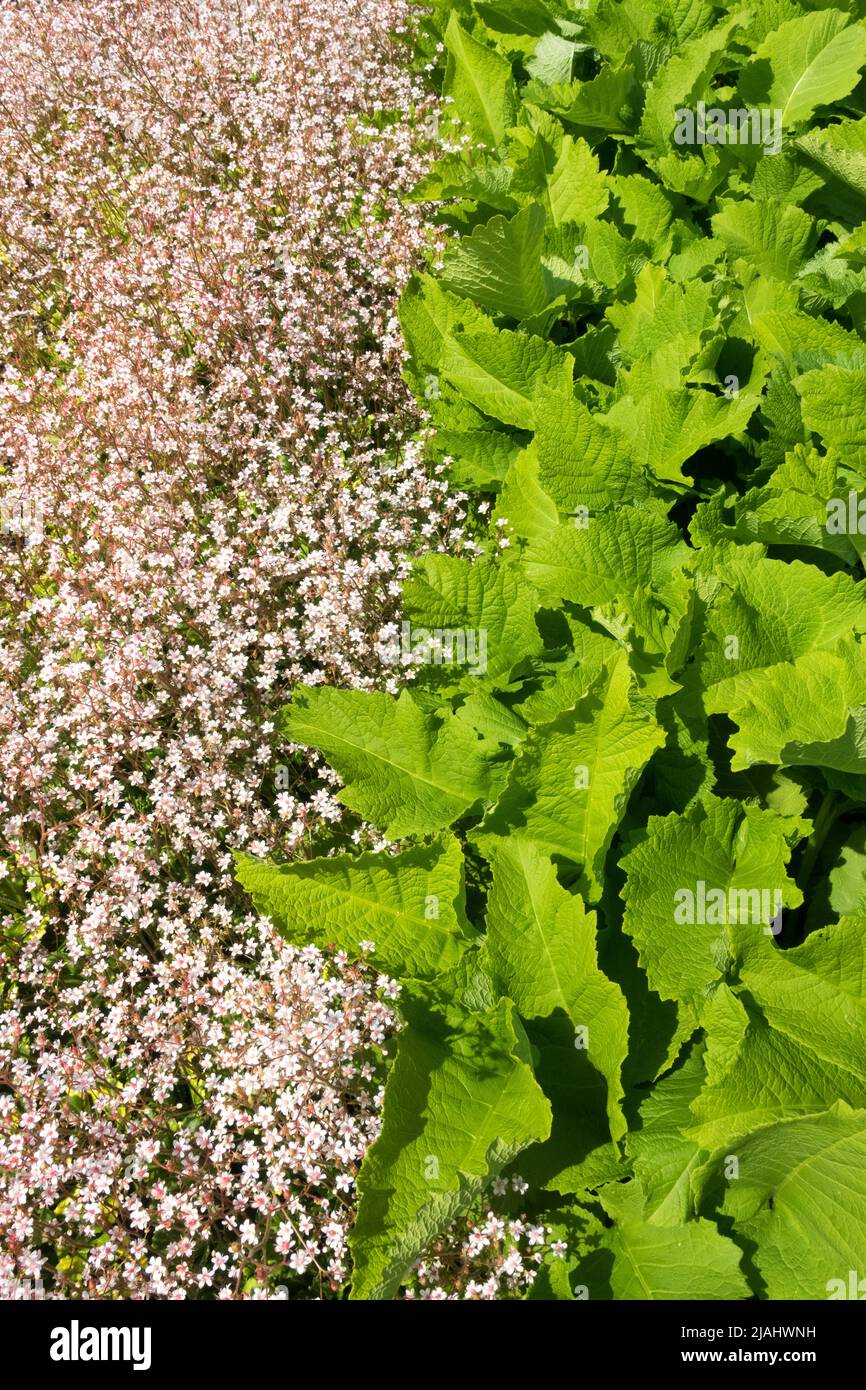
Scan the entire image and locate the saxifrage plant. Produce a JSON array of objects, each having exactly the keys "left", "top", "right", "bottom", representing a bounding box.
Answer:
[{"left": 238, "top": 0, "right": 866, "bottom": 1299}]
